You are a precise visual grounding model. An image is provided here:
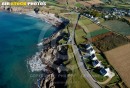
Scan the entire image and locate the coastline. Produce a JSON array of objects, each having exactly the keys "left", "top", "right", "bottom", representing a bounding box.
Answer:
[
  {"left": 0, "top": 6, "right": 63, "bottom": 27},
  {"left": 26, "top": 13, "right": 69, "bottom": 88},
  {"left": 27, "top": 23, "right": 69, "bottom": 88},
  {"left": 0, "top": 12, "right": 56, "bottom": 88},
  {"left": 25, "top": 11, "right": 63, "bottom": 27},
  {"left": 0, "top": 6, "right": 69, "bottom": 88}
]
